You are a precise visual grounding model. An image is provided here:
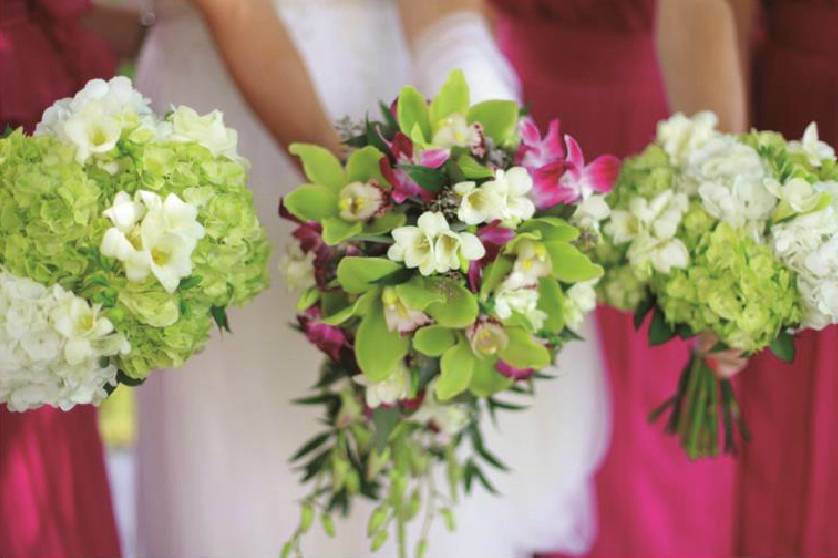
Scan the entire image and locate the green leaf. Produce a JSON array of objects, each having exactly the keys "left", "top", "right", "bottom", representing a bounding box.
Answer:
[
  {"left": 365, "top": 211, "right": 406, "bottom": 235},
  {"left": 426, "top": 279, "right": 480, "bottom": 328},
  {"left": 296, "top": 286, "right": 320, "bottom": 312},
  {"left": 437, "top": 339, "right": 476, "bottom": 400},
  {"left": 356, "top": 298, "right": 410, "bottom": 381},
  {"left": 518, "top": 218, "right": 580, "bottom": 243},
  {"left": 413, "top": 325, "right": 456, "bottom": 357},
  {"left": 283, "top": 185, "right": 338, "bottom": 222},
  {"left": 633, "top": 294, "right": 655, "bottom": 330},
  {"left": 395, "top": 275, "right": 445, "bottom": 310},
  {"left": 457, "top": 154, "right": 494, "bottom": 179},
  {"left": 648, "top": 308, "right": 676, "bottom": 346},
  {"left": 469, "top": 357, "right": 513, "bottom": 397},
  {"left": 346, "top": 146, "right": 386, "bottom": 184},
  {"left": 479, "top": 256, "right": 514, "bottom": 301},
  {"left": 372, "top": 406, "right": 401, "bottom": 451},
  {"left": 320, "top": 291, "right": 374, "bottom": 325},
  {"left": 299, "top": 503, "right": 314, "bottom": 533},
  {"left": 397, "top": 85, "right": 432, "bottom": 143},
  {"left": 468, "top": 100, "right": 519, "bottom": 146},
  {"left": 769, "top": 330, "right": 795, "bottom": 363},
  {"left": 498, "top": 327, "right": 551, "bottom": 369},
  {"left": 402, "top": 164, "right": 446, "bottom": 192},
  {"left": 321, "top": 217, "right": 363, "bottom": 245},
  {"left": 290, "top": 432, "right": 331, "bottom": 462},
  {"left": 289, "top": 143, "right": 345, "bottom": 191},
  {"left": 211, "top": 306, "right": 231, "bottom": 333},
  {"left": 544, "top": 241, "right": 604, "bottom": 283},
  {"left": 337, "top": 257, "right": 403, "bottom": 293},
  {"left": 429, "top": 69, "right": 470, "bottom": 127},
  {"left": 537, "top": 277, "right": 566, "bottom": 334},
  {"left": 321, "top": 512, "right": 336, "bottom": 538},
  {"left": 368, "top": 505, "right": 389, "bottom": 537}
]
